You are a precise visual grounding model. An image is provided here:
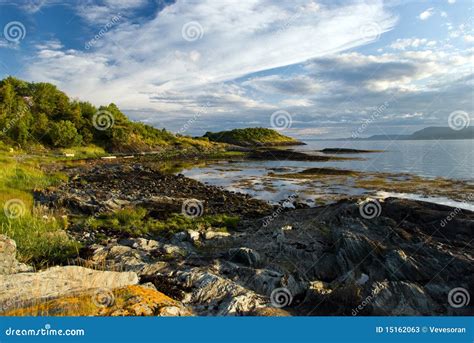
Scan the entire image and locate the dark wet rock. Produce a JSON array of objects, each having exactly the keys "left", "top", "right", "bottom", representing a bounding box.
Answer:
[
  {"left": 35, "top": 163, "right": 273, "bottom": 220},
  {"left": 225, "top": 247, "right": 262, "bottom": 267},
  {"left": 320, "top": 148, "right": 382, "bottom": 154},
  {"left": 248, "top": 149, "right": 346, "bottom": 161}
]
